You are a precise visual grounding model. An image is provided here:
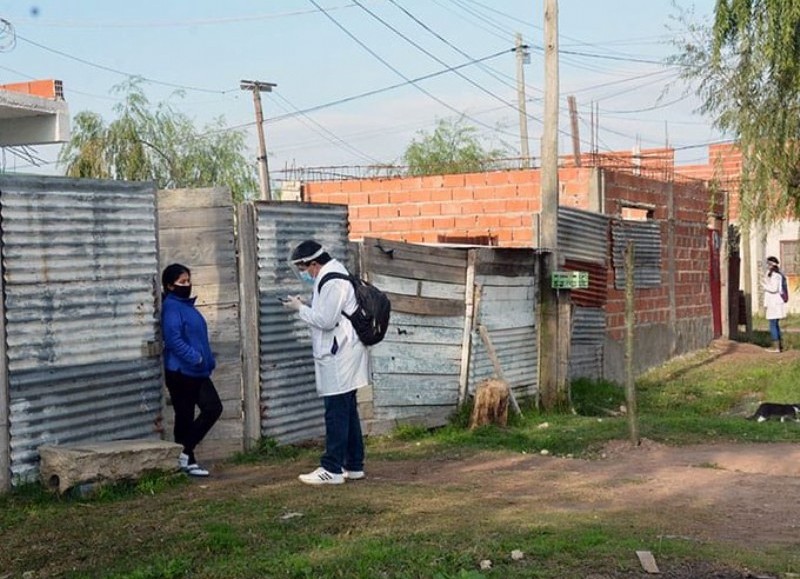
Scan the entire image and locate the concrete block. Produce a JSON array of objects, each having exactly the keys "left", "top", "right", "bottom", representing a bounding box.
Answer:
[{"left": 38, "top": 440, "right": 183, "bottom": 494}]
